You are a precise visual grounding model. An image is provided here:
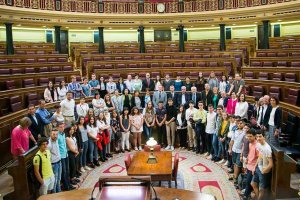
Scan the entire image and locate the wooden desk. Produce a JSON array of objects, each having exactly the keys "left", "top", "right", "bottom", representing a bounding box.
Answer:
[
  {"left": 39, "top": 187, "right": 215, "bottom": 200},
  {"left": 127, "top": 151, "right": 172, "bottom": 182}
]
